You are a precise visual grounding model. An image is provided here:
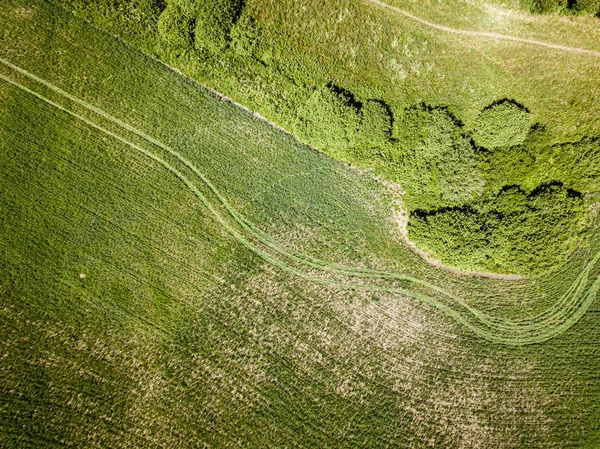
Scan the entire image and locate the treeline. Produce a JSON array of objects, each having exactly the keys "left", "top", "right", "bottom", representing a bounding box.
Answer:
[
  {"left": 157, "top": 0, "right": 261, "bottom": 57},
  {"left": 408, "top": 185, "right": 586, "bottom": 275},
  {"left": 520, "top": 0, "right": 600, "bottom": 15},
  {"left": 293, "top": 84, "right": 599, "bottom": 274}
]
